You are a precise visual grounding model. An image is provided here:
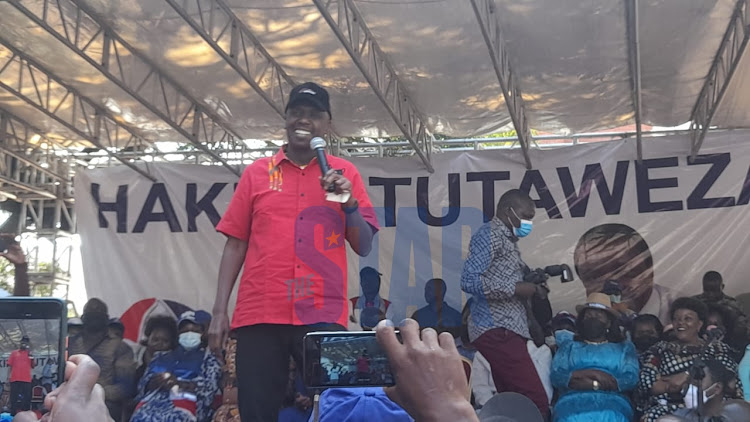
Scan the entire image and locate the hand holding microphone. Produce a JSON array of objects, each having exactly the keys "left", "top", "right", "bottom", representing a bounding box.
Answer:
[
  {"left": 311, "top": 137, "right": 356, "bottom": 207},
  {"left": 310, "top": 137, "right": 336, "bottom": 193}
]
